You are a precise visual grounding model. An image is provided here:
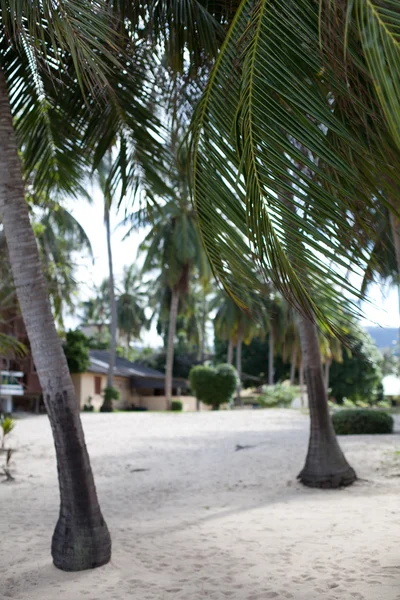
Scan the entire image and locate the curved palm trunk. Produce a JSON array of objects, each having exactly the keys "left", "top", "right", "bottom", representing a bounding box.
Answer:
[
  {"left": 0, "top": 68, "right": 111, "bottom": 570},
  {"left": 268, "top": 326, "right": 274, "bottom": 385},
  {"left": 235, "top": 325, "right": 243, "bottom": 405},
  {"left": 297, "top": 315, "right": 356, "bottom": 488},
  {"left": 290, "top": 346, "right": 297, "bottom": 385},
  {"left": 165, "top": 288, "right": 179, "bottom": 408},
  {"left": 227, "top": 337, "right": 234, "bottom": 364},
  {"left": 102, "top": 206, "right": 117, "bottom": 412}
]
